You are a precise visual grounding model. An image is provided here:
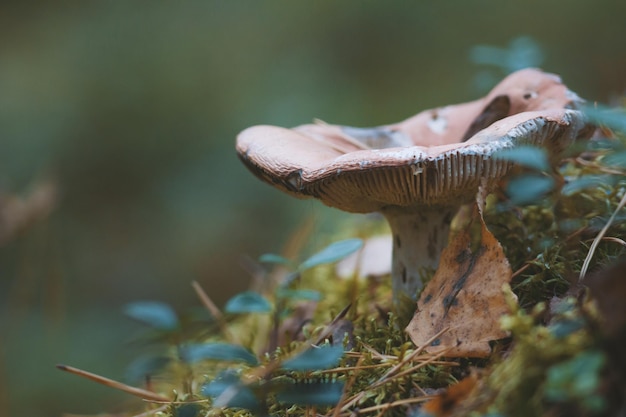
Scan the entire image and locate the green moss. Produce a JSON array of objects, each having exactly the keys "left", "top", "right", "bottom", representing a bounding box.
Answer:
[{"left": 478, "top": 297, "right": 599, "bottom": 416}]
